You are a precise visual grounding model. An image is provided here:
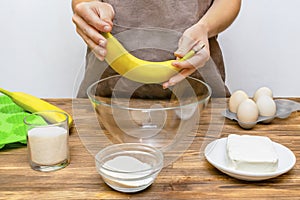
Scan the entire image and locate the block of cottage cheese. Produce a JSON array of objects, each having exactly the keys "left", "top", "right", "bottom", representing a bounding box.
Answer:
[{"left": 226, "top": 134, "right": 278, "bottom": 173}]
